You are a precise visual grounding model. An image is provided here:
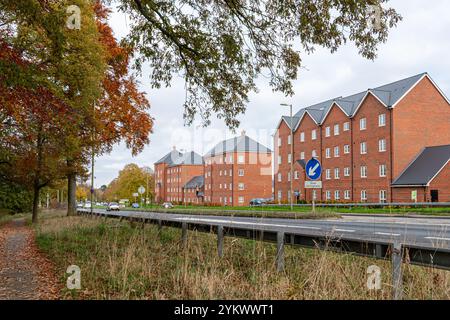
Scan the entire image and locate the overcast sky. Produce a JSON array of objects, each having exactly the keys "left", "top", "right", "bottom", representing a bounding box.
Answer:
[{"left": 93, "top": 0, "right": 450, "bottom": 187}]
